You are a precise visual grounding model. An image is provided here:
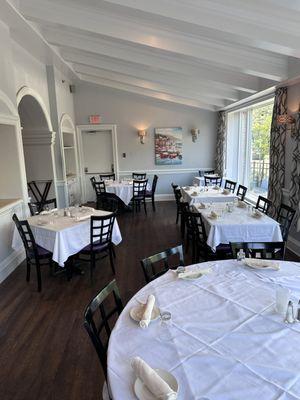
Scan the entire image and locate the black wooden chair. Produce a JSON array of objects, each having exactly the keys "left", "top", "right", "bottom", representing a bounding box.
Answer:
[
  {"left": 79, "top": 213, "right": 116, "bottom": 284},
  {"left": 224, "top": 179, "right": 237, "bottom": 193},
  {"left": 189, "top": 212, "right": 231, "bottom": 262},
  {"left": 171, "top": 183, "right": 182, "bottom": 224},
  {"left": 84, "top": 279, "right": 123, "bottom": 399},
  {"left": 99, "top": 173, "right": 115, "bottom": 181},
  {"left": 204, "top": 176, "right": 222, "bottom": 186},
  {"left": 12, "top": 213, "right": 53, "bottom": 292},
  {"left": 230, "top": 242, "right": 285, "bottom": 260},
  {"left": 28, "top": 198, "right": 57, "bottom": 216},
  {"left": 179, "top": 201, "right": 191, "bottom": 239},
  {"left": 145, "top": 174, "right": 158, "bottom": 211},
  {"left": 255, "top": 195, "right": 272, "bottom": 215},
  {"left": 96, "top": 192, "right": 120, "bottom": 213},
  {"left": 141, "top": 245, "right": 184, "bottom": 283},
  {"left": 132, "top": 179, "right": 148, "bottom": 214},
  {"left": 90, "top": 176, "right": 96, "bottom": 186},
  {"left": 236, "top": 184, "right": 247, "bottom": 201},
  {"left": 132, "top": 172, "right": 146, "bottom": 180},
  {"left": 277, "top": 203, "right": 296, "bottom": 242},
  {"left": 199, "top": 170, "right": 215, "bottom": 177}
]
